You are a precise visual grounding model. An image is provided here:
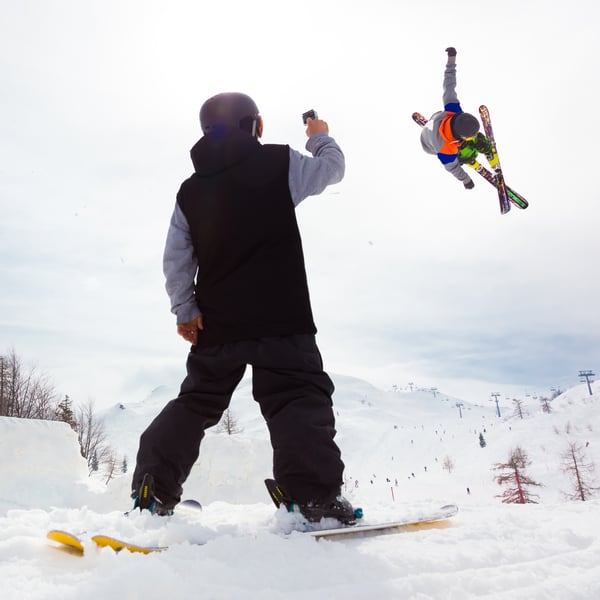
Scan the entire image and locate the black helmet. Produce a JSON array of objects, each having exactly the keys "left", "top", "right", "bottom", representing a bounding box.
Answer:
[
  {"left": 450, "top": 112, "right": 480, "bottom": 139},
  {"left": 199, "top": 92, "right": 260, "bottom": 137}
]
